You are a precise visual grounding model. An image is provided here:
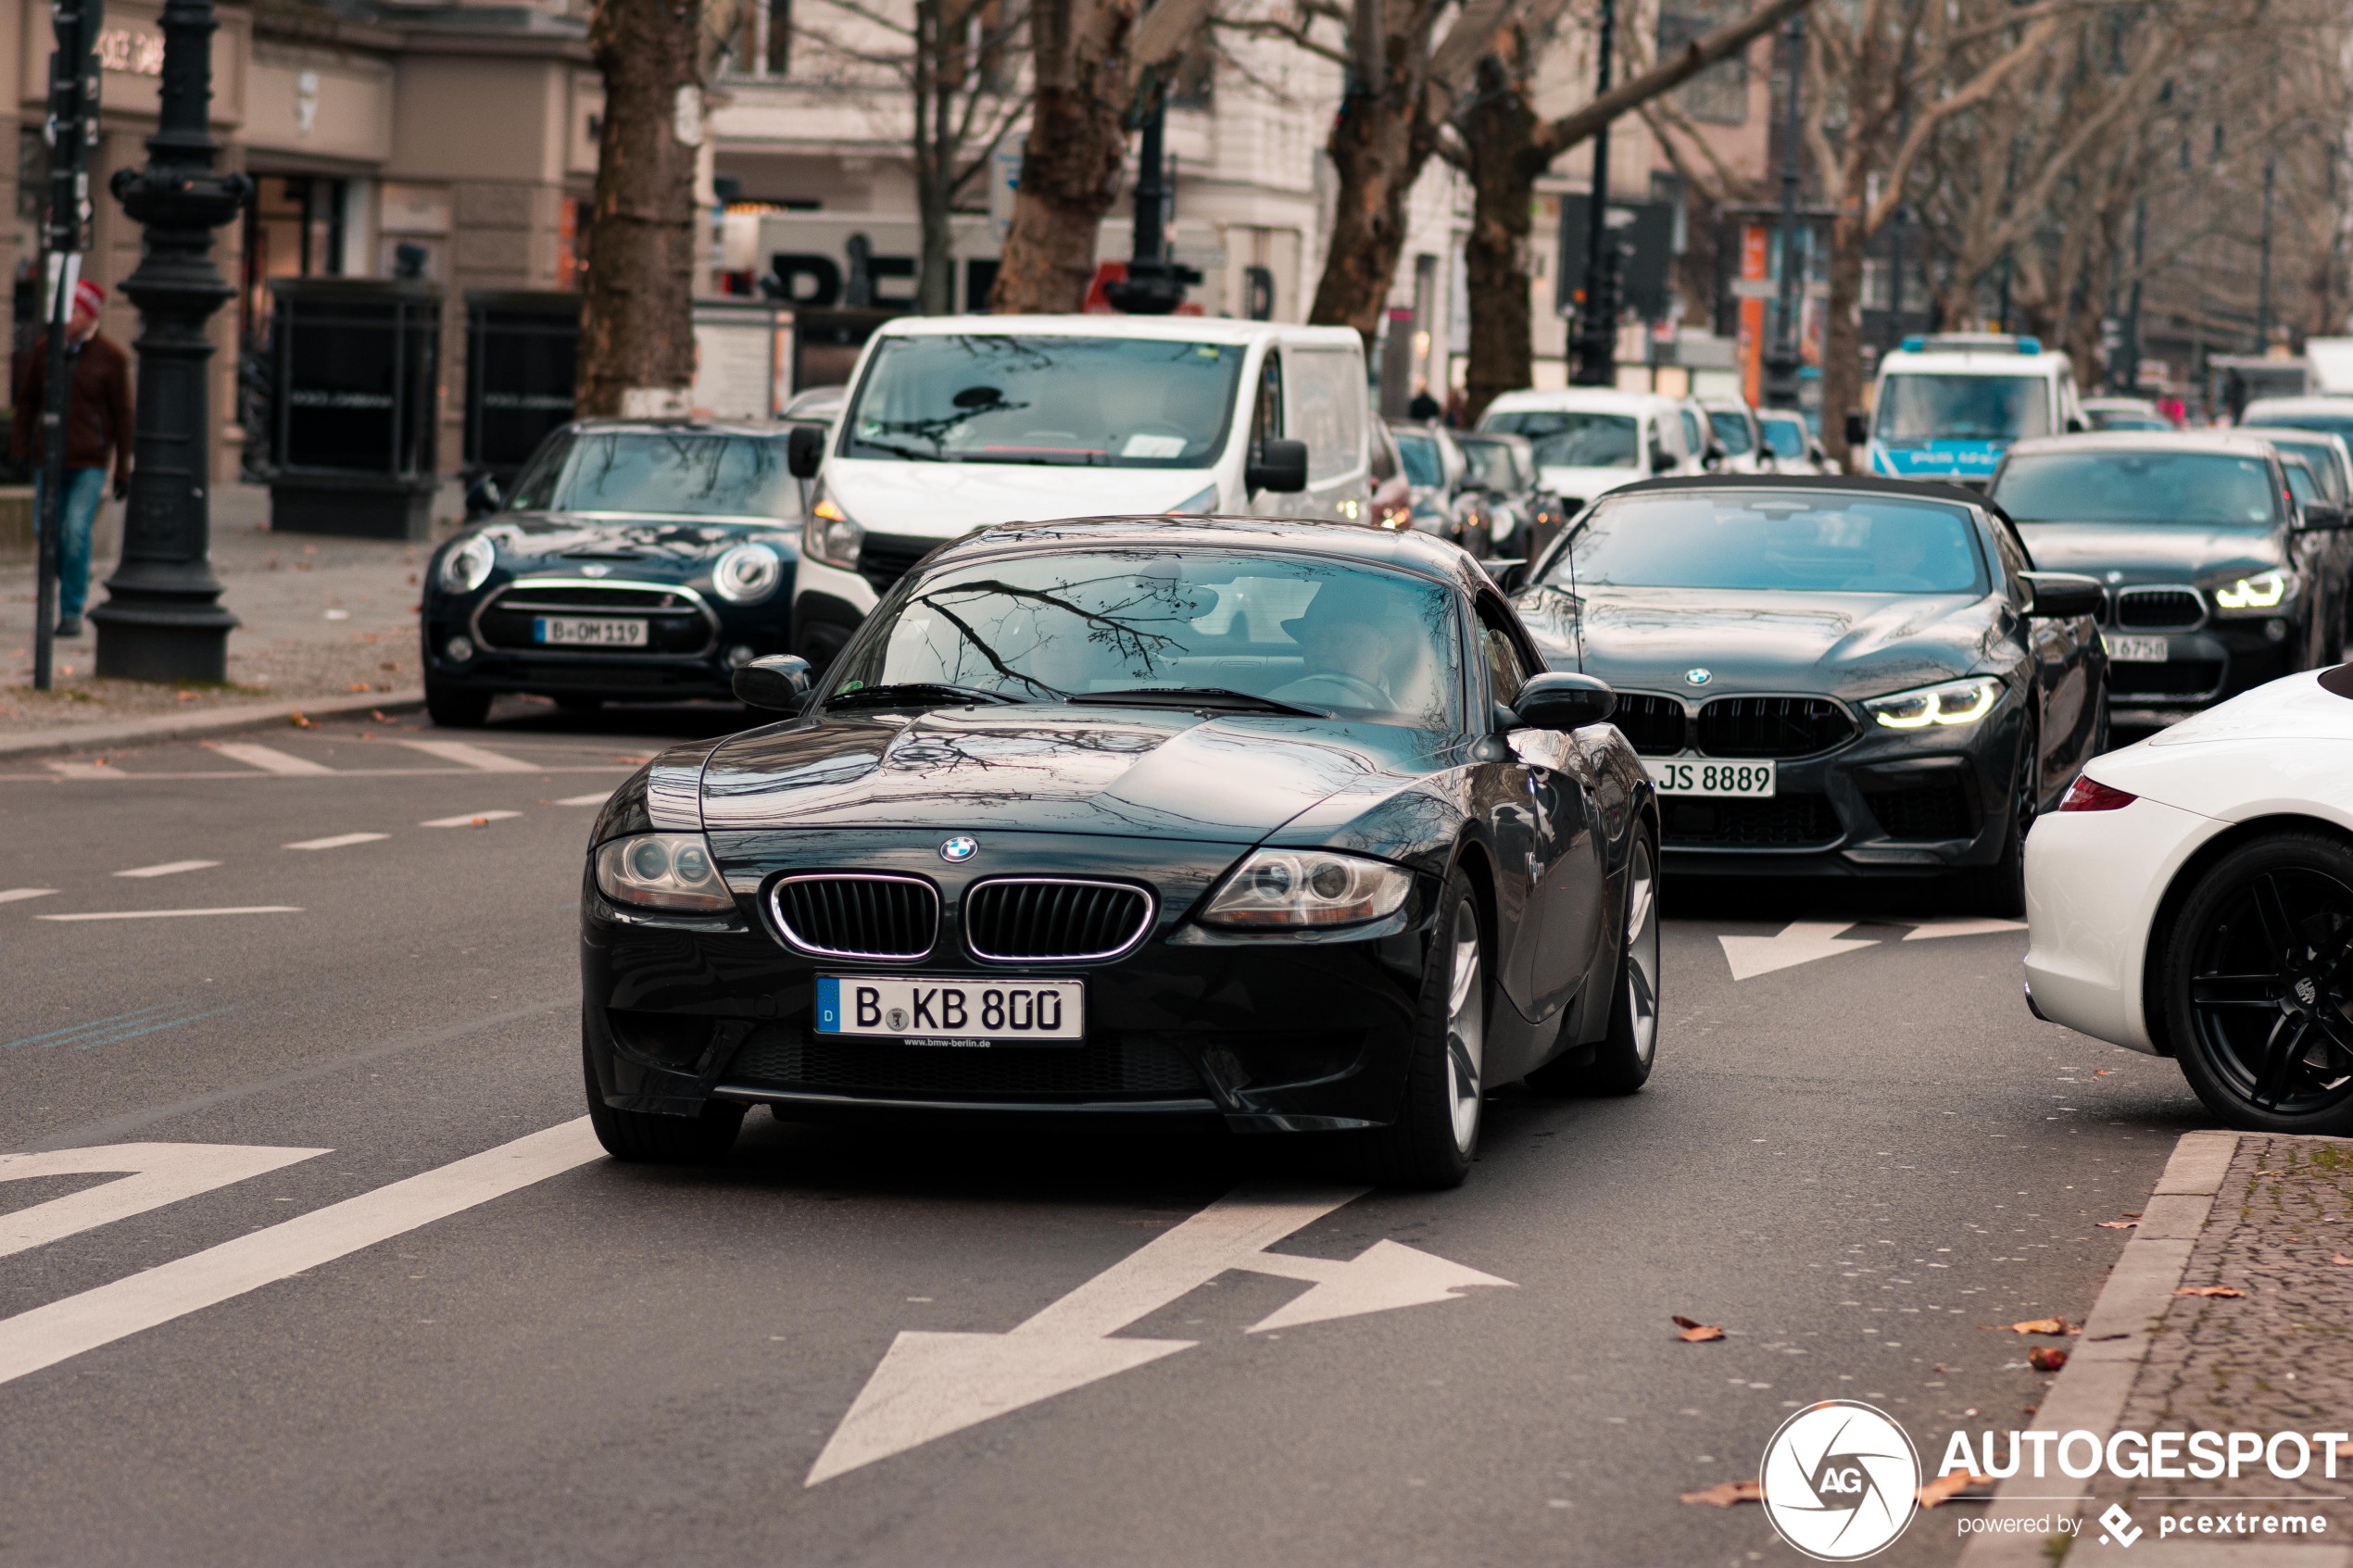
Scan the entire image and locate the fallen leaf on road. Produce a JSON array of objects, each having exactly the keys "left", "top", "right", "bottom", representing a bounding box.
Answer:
[
  {"left": 1919, "top": 1472, "right": 1995, "bottom": 1508},
  {"left": 2096, "top": 1220, "right": 2138, "bottom": 1230},
  {"left": 371, "top": 710, "right": 390, "bottom": 722},
  {"left": 2029, "top": 1347, "right": 2069, "bottom": 1372},
  {"left": 346, "top": 682, "right": 370, "bottom": 693},
  {"left": 2333, "top": 1255, "right": 2353, "bottom": 1267},
  {"left": 2094, "top": 1069, "right": 2115, "bottom": 1076},
  {"left": 2174, "top": 1286, "right": 2245, "bottom": 1298},
  {"left": 468, "top": 816, "right": 490, "bottom": 828},
  {"left": 1671, "top": 1315, "right": 1726, "bottom": 1343},
  {"left": 1998, "top": 1318, "right": 2077, "bottom": 1336},
  {"left": 1680, "top": 1479, "right": 1762, "bottom": 1507},
  {"left": 289, "top": 712, "right": 311, "bottom": 728}
]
